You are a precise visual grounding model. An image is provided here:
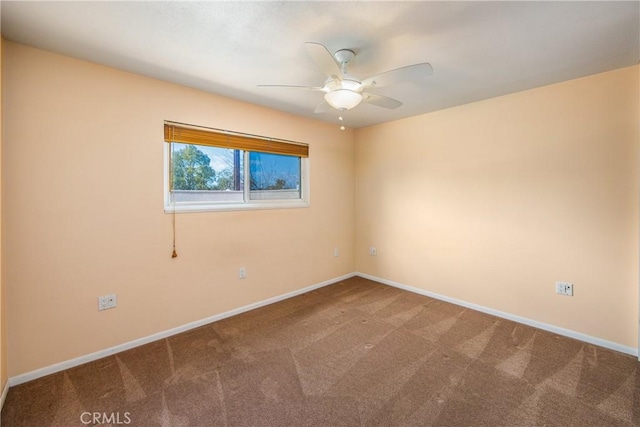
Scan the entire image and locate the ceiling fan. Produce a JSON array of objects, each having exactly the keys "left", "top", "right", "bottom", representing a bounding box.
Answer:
[{"left": 259, "top": 42, "right": 433, "bottom": 113}]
